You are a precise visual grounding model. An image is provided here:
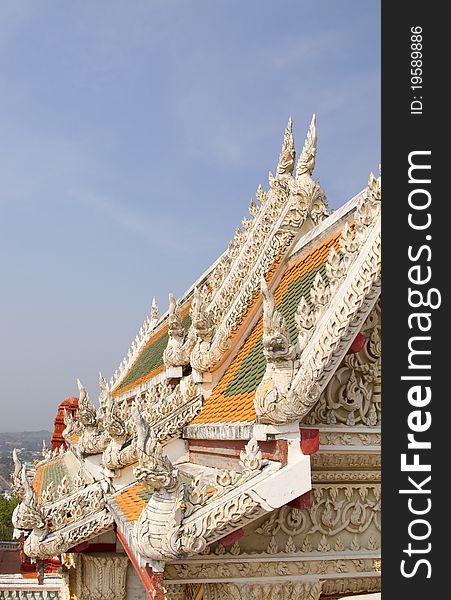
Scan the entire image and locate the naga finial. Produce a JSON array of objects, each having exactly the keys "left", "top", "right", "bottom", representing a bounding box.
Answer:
[
  {"left": 261, "top": 276, "right": 295, "bottom": 363},
  {"left": 77, "top": 379, "right": 97, "bottom": 427},
  {"left": 295, "top": 114, "right": 317, "bottom": 178},
  {"left": 276, "top": 116, "right": 296, "bottom": 177}
]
